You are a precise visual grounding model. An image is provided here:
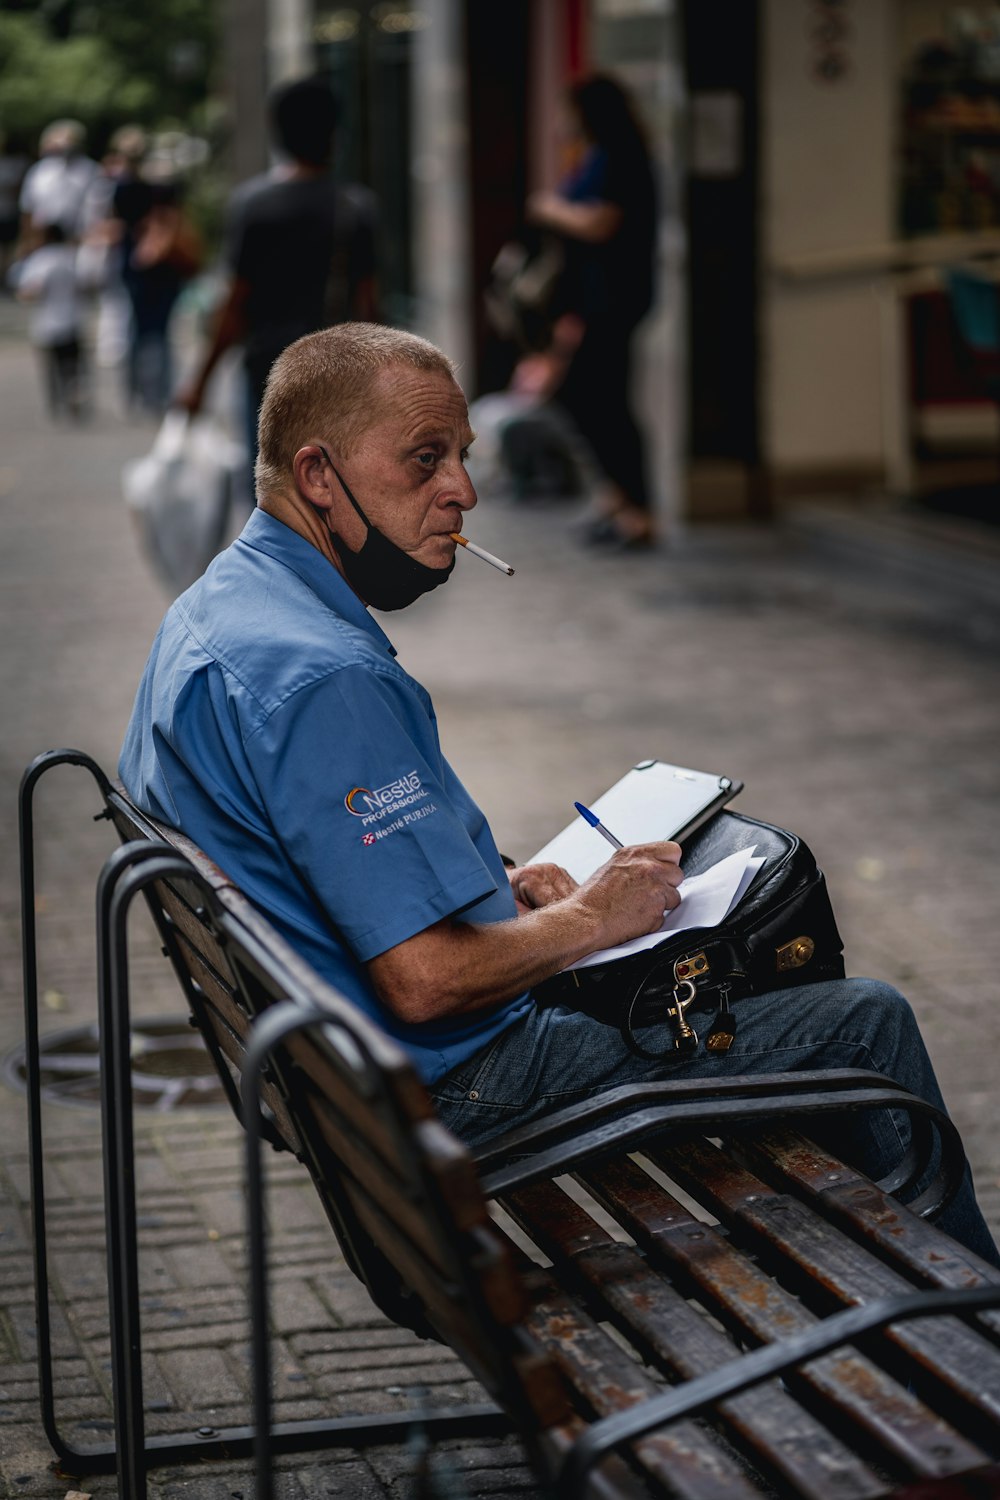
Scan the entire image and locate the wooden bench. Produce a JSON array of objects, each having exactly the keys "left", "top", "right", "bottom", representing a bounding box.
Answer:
[{"left": 20, "top": 750, "right": 1000, "bottom": 1500}]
